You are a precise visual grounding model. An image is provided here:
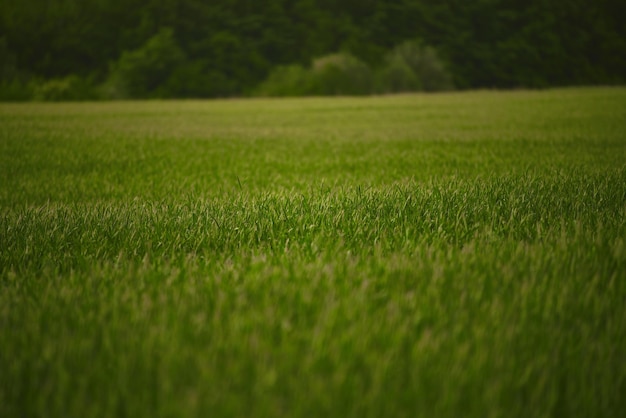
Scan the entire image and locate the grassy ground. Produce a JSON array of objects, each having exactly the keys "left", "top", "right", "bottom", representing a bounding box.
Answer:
[{"left": 1, "top": 87, "right": 625, "bottom": 418}]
